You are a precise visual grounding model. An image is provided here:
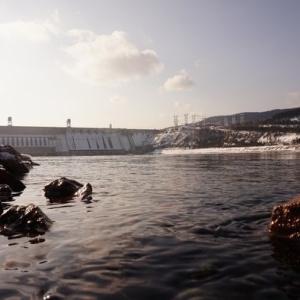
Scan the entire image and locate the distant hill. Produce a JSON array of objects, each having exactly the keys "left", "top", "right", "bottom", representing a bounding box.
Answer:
[
  {"left": 200, "top": 107, "right": 300, "bottom": 126},
  {"left": 270, "top": 107, "right": 300, "bottom": 121}
]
